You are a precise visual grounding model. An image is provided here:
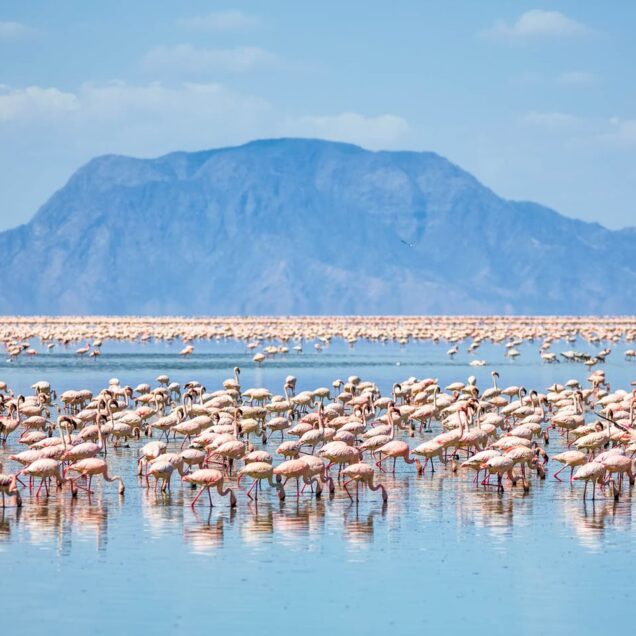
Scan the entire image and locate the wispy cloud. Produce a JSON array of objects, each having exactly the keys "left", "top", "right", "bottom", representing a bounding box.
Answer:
[
  {"left": 0, "top": 80, "right": 410, "bottom": 157},
  {"left": 556, "top": 71, "right": 597, "bottom": 86},
  {"left": 0, "top": 81, "right": 271, "bottom": 158},
  {"left": 521, "top": 111, "right": 636, "bottom": 148},
  {"left": 0, "top": 20, "right": 35, "bottom": 40},
  {"left": 512, "top": 70, "right": 598, "bottom": 88},
  {"left": 141, "top": 44, "right": 280, "bottom": 74},
  {"left": 598, "top": 118, "right": 636, "bottom": 146},
  {"left": 482, "top": 10, "right": 588, "bottom": 40},
  {"left": 0, "top": 85, "right": 78, "bottom": 122},
  {"left": 177, "top": 10, "right": 259, "bottom": 31},
  {"left": 283, "top": 112, "right": 409, "bottom": 149},
  {"left": 0, "top": 81, "right": 408, "bottom": 153},
  {"left": 522, "top": 111, "right": 581, "bottom": 129}
]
